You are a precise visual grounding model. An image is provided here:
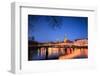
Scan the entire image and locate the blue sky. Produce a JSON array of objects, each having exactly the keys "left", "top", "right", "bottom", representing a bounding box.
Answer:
[{"left": 28, "top": 15, "right": 88, "bottom": 42}]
